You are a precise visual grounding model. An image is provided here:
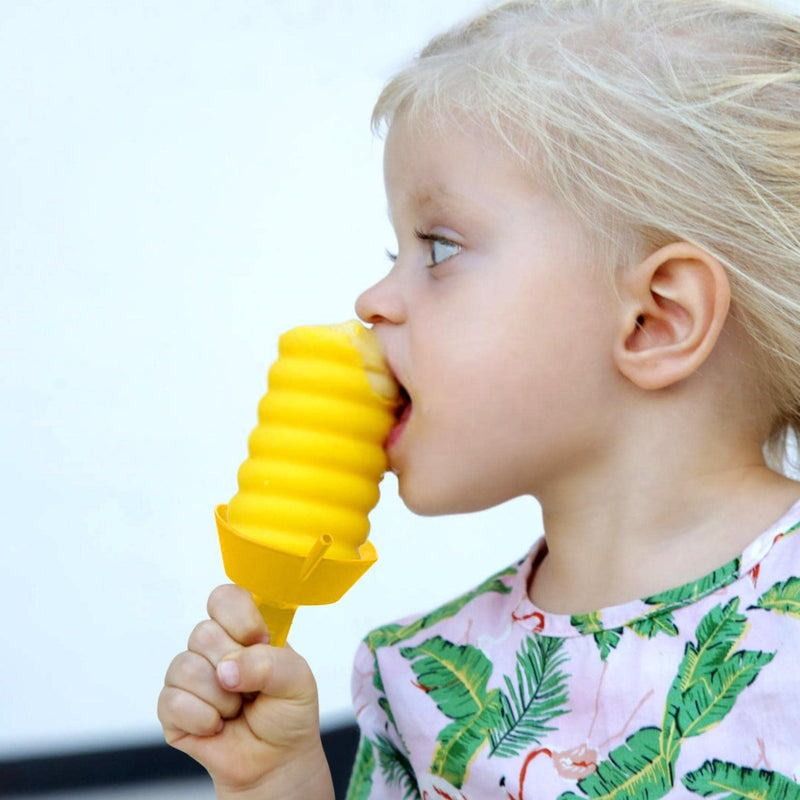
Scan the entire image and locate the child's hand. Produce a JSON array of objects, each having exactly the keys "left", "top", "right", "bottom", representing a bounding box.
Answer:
[{"left": 157, "top": 585, "right": 334, "bottom": 800}]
